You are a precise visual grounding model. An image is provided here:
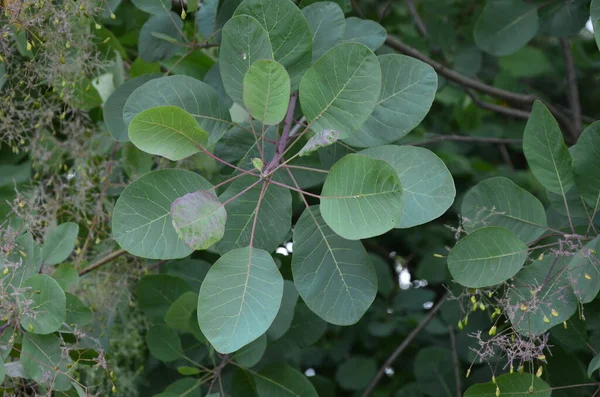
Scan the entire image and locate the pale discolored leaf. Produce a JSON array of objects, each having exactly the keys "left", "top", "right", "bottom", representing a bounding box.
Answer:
[
  {"left": 341, "top": 17, "right": 386, "bottom": 51},
  {"left": 343, "top": 54, "right": 437, "bottom": 148},
  {"left": 234, "top": 0, "right": 313, "bottom": 90},
  {"left": 523, "top": 101, "right": 574, "bottom": 195},
  {"left": 320, "top": 154, "right": 403, "bottom": 240},
  {"left": 243, "top": 60, "right": 290, "bottom": 125},
  {"left": 253, "top": 364, "right": 319, "bottom": 397},
  {"left": 448, "top": 227, "right": 528, "bottom": 288},
  {"left": 298, "top": 129, "right": 339, "bottom": 157},
  {"left": 123, "top": 75, "right": 232, "bottom": 145},
  {"left": 464, "top": 373, "right": 551, "bottom": 397},
  {"left": 302, "top": 2, "right": 346, "bottom": 62},
  {"left": 171, "top": 190, "right": 226, "bottom": 250},
  {"left": 220, "top": 15, "right": 273, "bottom": 105},
  {"left": 19, "top": 274, "right": 66, "bottom": 335},
  {"left": 197, "top": 247, "right": 283, "bottom": 353},
  {"left": 292, "top": 206, "right": 377, "bottom": 325},
  {"left": 129, "top": 106, "right": 209, "bottom": 161},
  {"left": 42, "top": 222, "right": 79, "bottom": 266},
  {"left": 568, "top": 236, "right": 600, "bottom": 304},
  {"left": 299, "top": 43, "right": 381, "bottom": 138},
  {"left": 571, "top": 121, "right": 600, "bottom": 208},
  {"left": 461, "top": 177, "right": 547, "bottom": 243},
  {"left": 508, "top": 254, "right": 578, "bottom": 336},
  {"left": 359, "top": 145, "right": 454, "bottom": 228},
  {"left": 113, "top": 169, "right": 214, "bottom": 259},
  {"left": 474, "top": 0, "right": 539, "bottom": 56}
]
